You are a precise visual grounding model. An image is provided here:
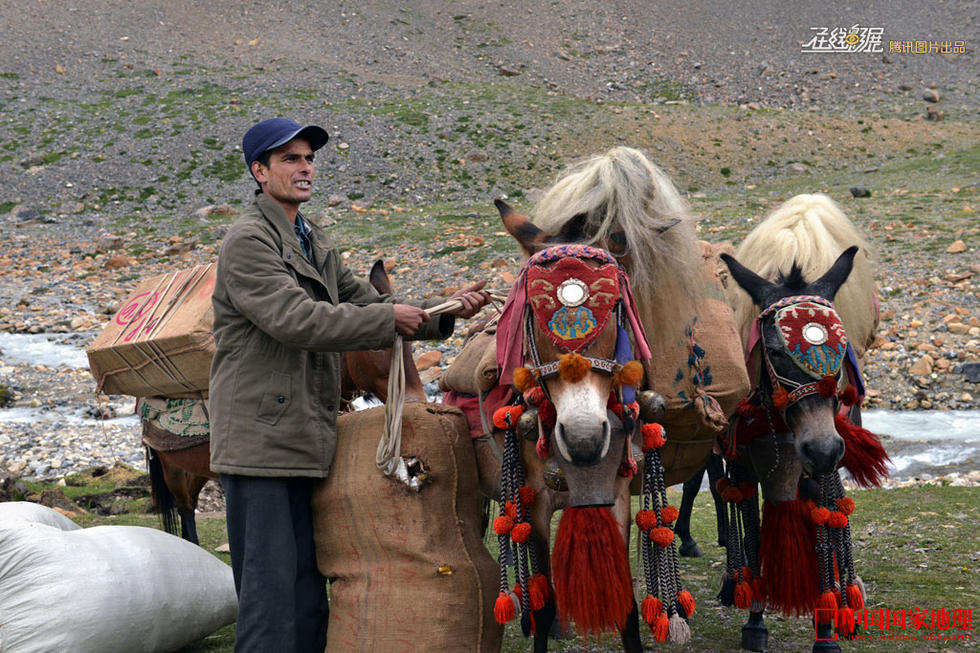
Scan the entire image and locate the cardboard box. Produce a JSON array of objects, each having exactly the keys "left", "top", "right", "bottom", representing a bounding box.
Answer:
[{"left": 87, "top": 264, "right": 216, "bottom": 398}]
